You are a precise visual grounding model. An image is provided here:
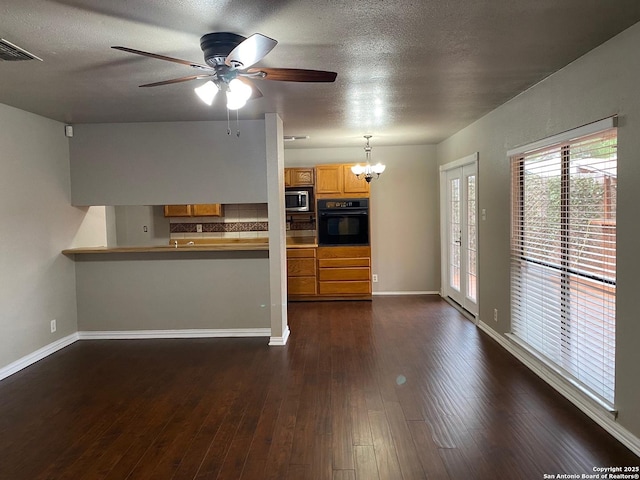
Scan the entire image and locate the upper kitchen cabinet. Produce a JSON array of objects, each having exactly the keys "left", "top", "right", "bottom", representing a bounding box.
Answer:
[
  {"left": 316, "top": 164, "right": 369, "bottom": 198},
  {"left": 191, "top": 204, "right": 224, "bottom": 216},
  {"left": 342, "top": 164, "right": 370, "bottom": 194},
  {"left": 164, "top": 205, "right": 191, "bottom": 217},
  {"left": 164, "top": 204, "right": 224, "bottom": 217},
  {"left": 284, "top": 167, "right": 315, "bottom": 187}
]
